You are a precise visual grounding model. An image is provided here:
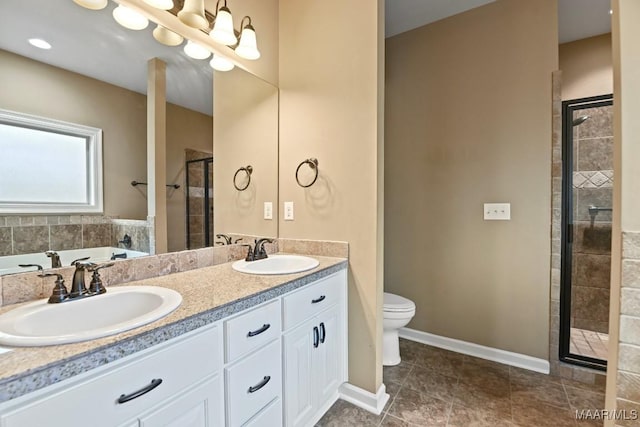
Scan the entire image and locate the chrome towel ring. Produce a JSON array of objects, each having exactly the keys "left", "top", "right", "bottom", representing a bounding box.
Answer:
[
  {"left": 233, "top": 165, "right": 253, "bottom": 191},
  {"left": 295, "top": 158, "right": 319, "bottom": 188}
]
